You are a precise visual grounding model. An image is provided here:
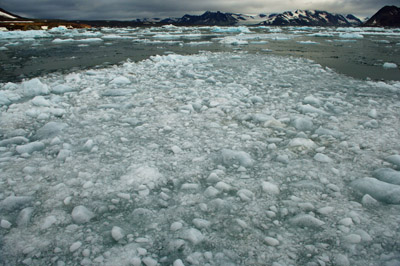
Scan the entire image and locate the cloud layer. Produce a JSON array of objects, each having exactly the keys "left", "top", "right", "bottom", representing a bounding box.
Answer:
[{"left": 2, "top": 0, "right": 399, "bottom": 20}]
